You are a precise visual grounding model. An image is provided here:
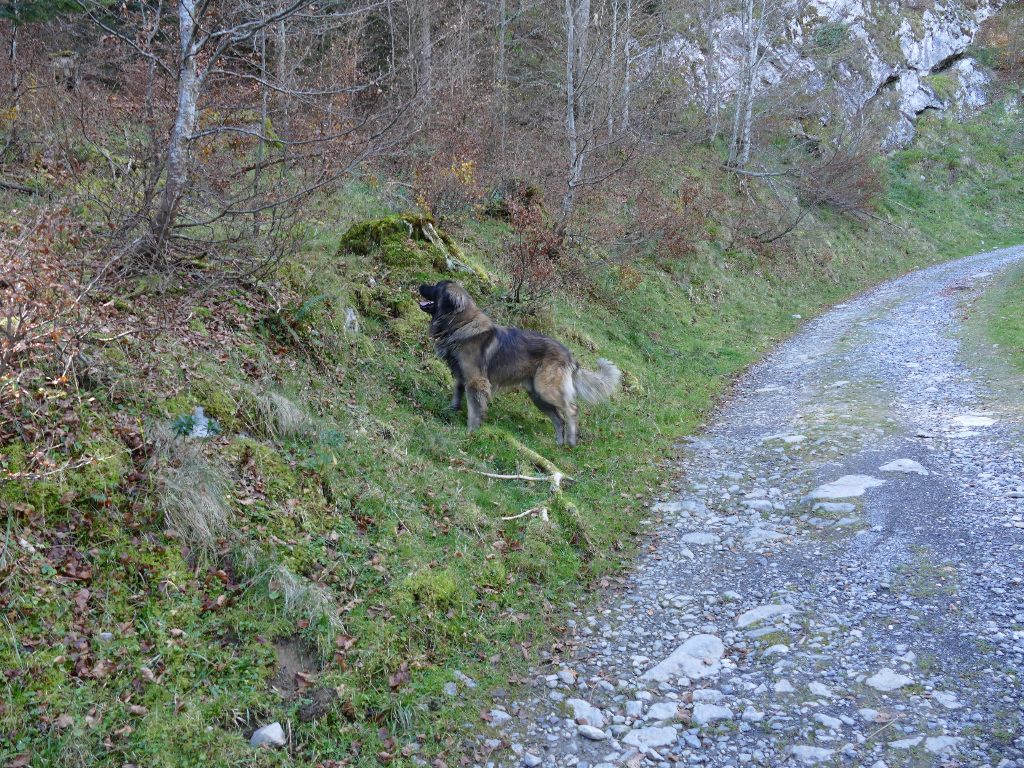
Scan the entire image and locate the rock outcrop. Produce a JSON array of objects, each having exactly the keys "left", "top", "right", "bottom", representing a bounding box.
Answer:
[{"left": 662, "top": 0, "right": 1004, "bottom": 147}]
